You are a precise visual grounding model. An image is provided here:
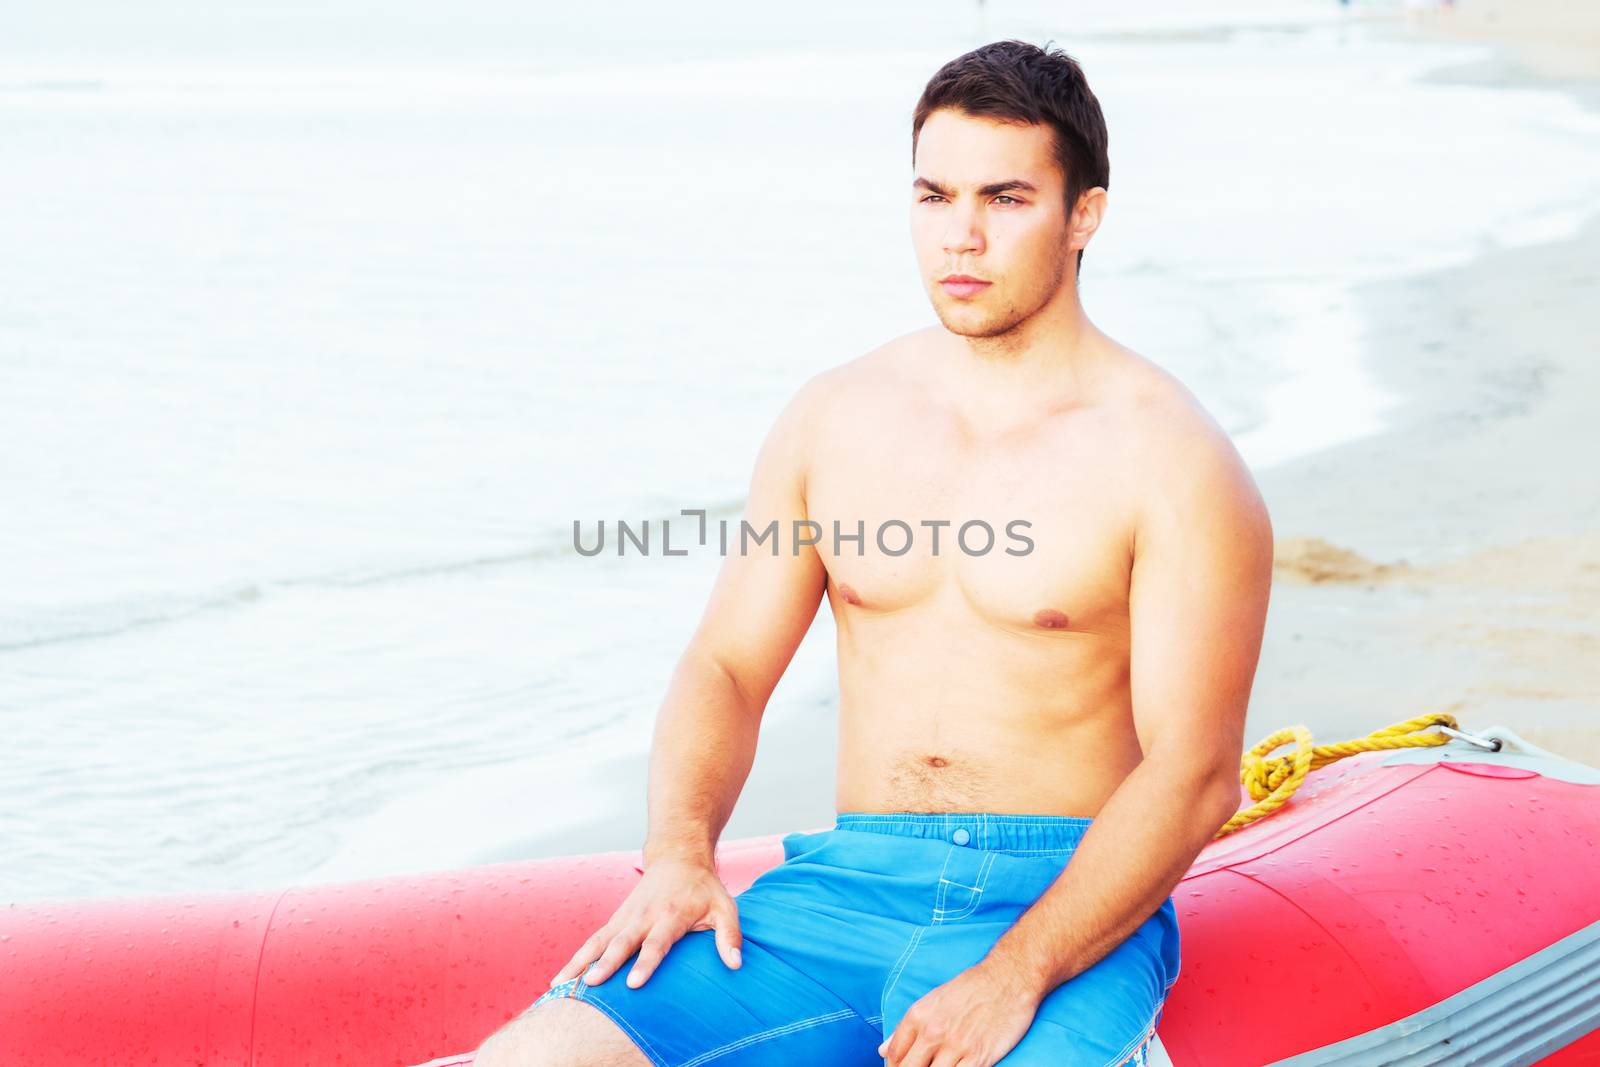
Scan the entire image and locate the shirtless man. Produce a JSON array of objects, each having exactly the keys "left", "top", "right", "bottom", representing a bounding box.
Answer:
[{"left": 476, "top": 38, "right": 1273, "bottom": 1067}]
